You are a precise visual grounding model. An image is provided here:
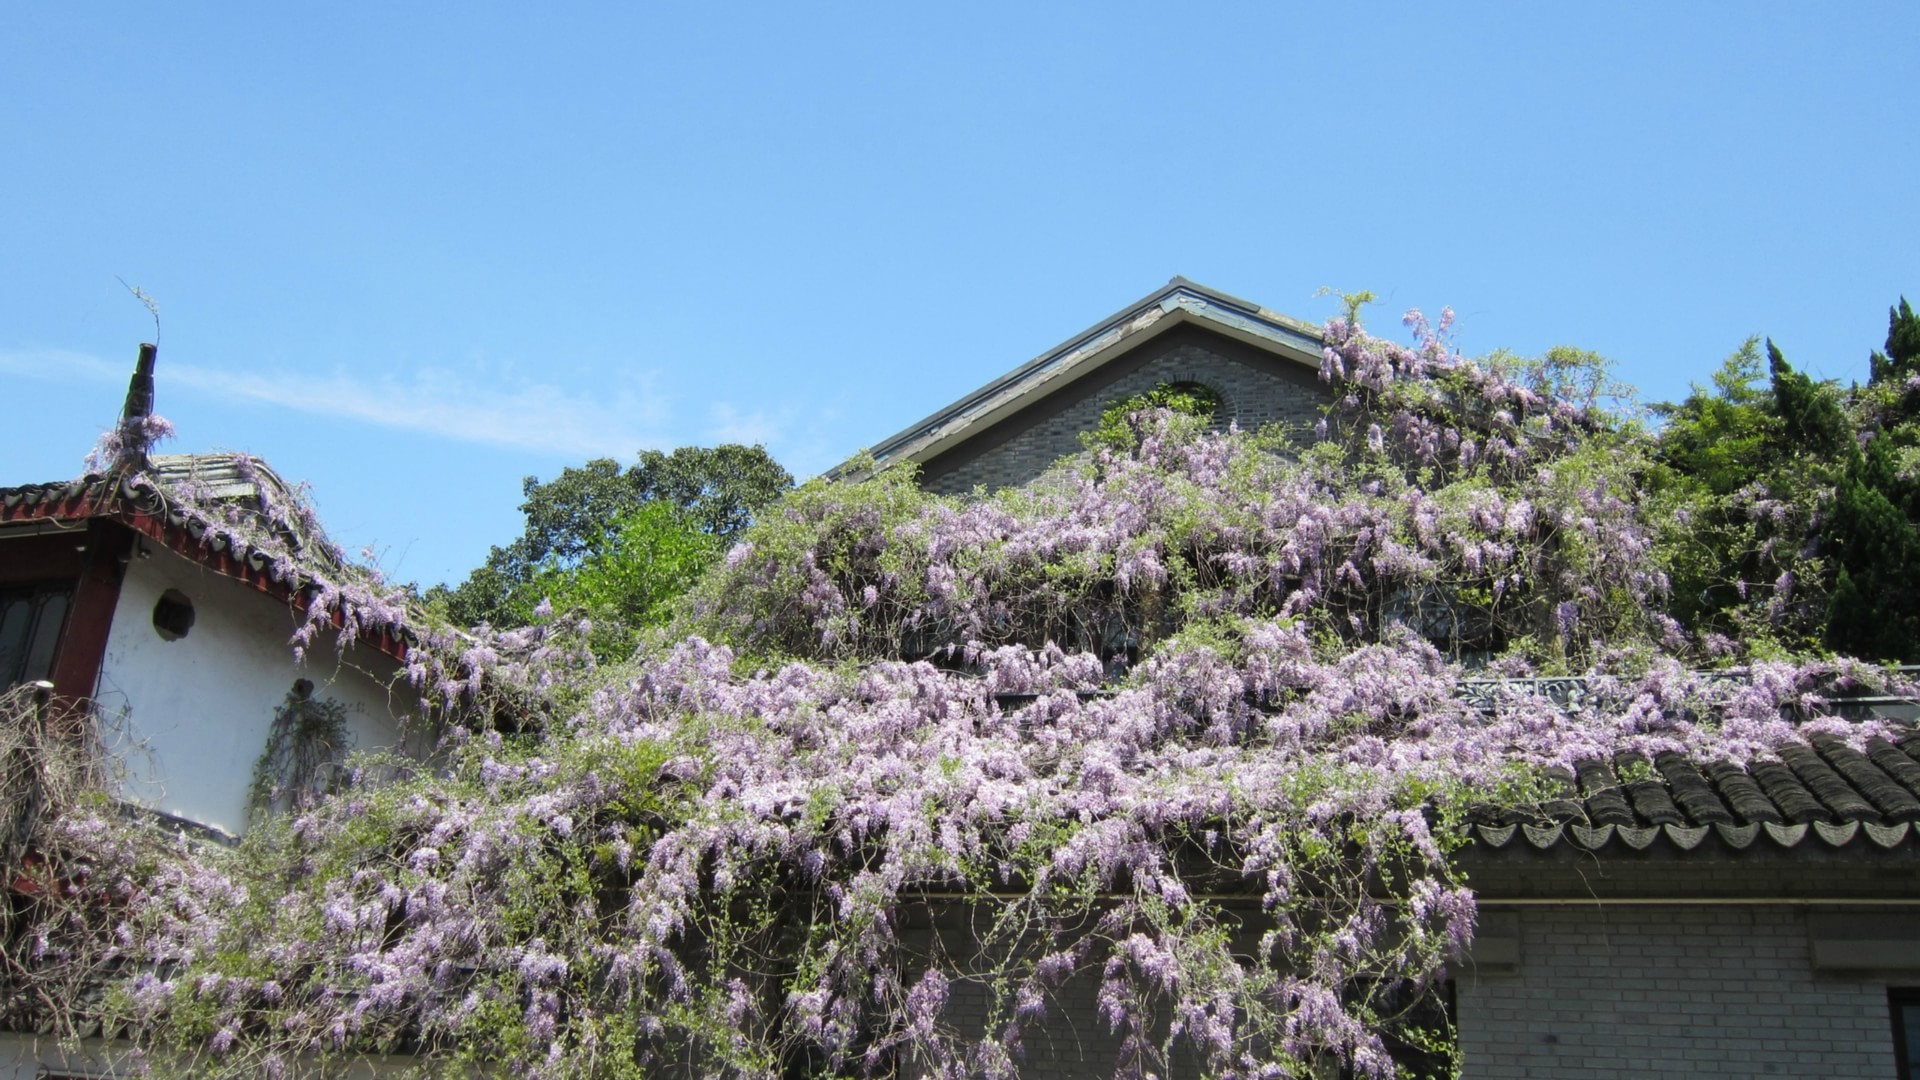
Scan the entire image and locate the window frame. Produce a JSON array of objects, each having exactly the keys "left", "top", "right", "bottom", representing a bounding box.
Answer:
[
  {"left": 0, "top": 579, "right": 76, "bottom": 690},
  {"left": 1891, "top": 987, "right": 1920, "bottom": 1079}
]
